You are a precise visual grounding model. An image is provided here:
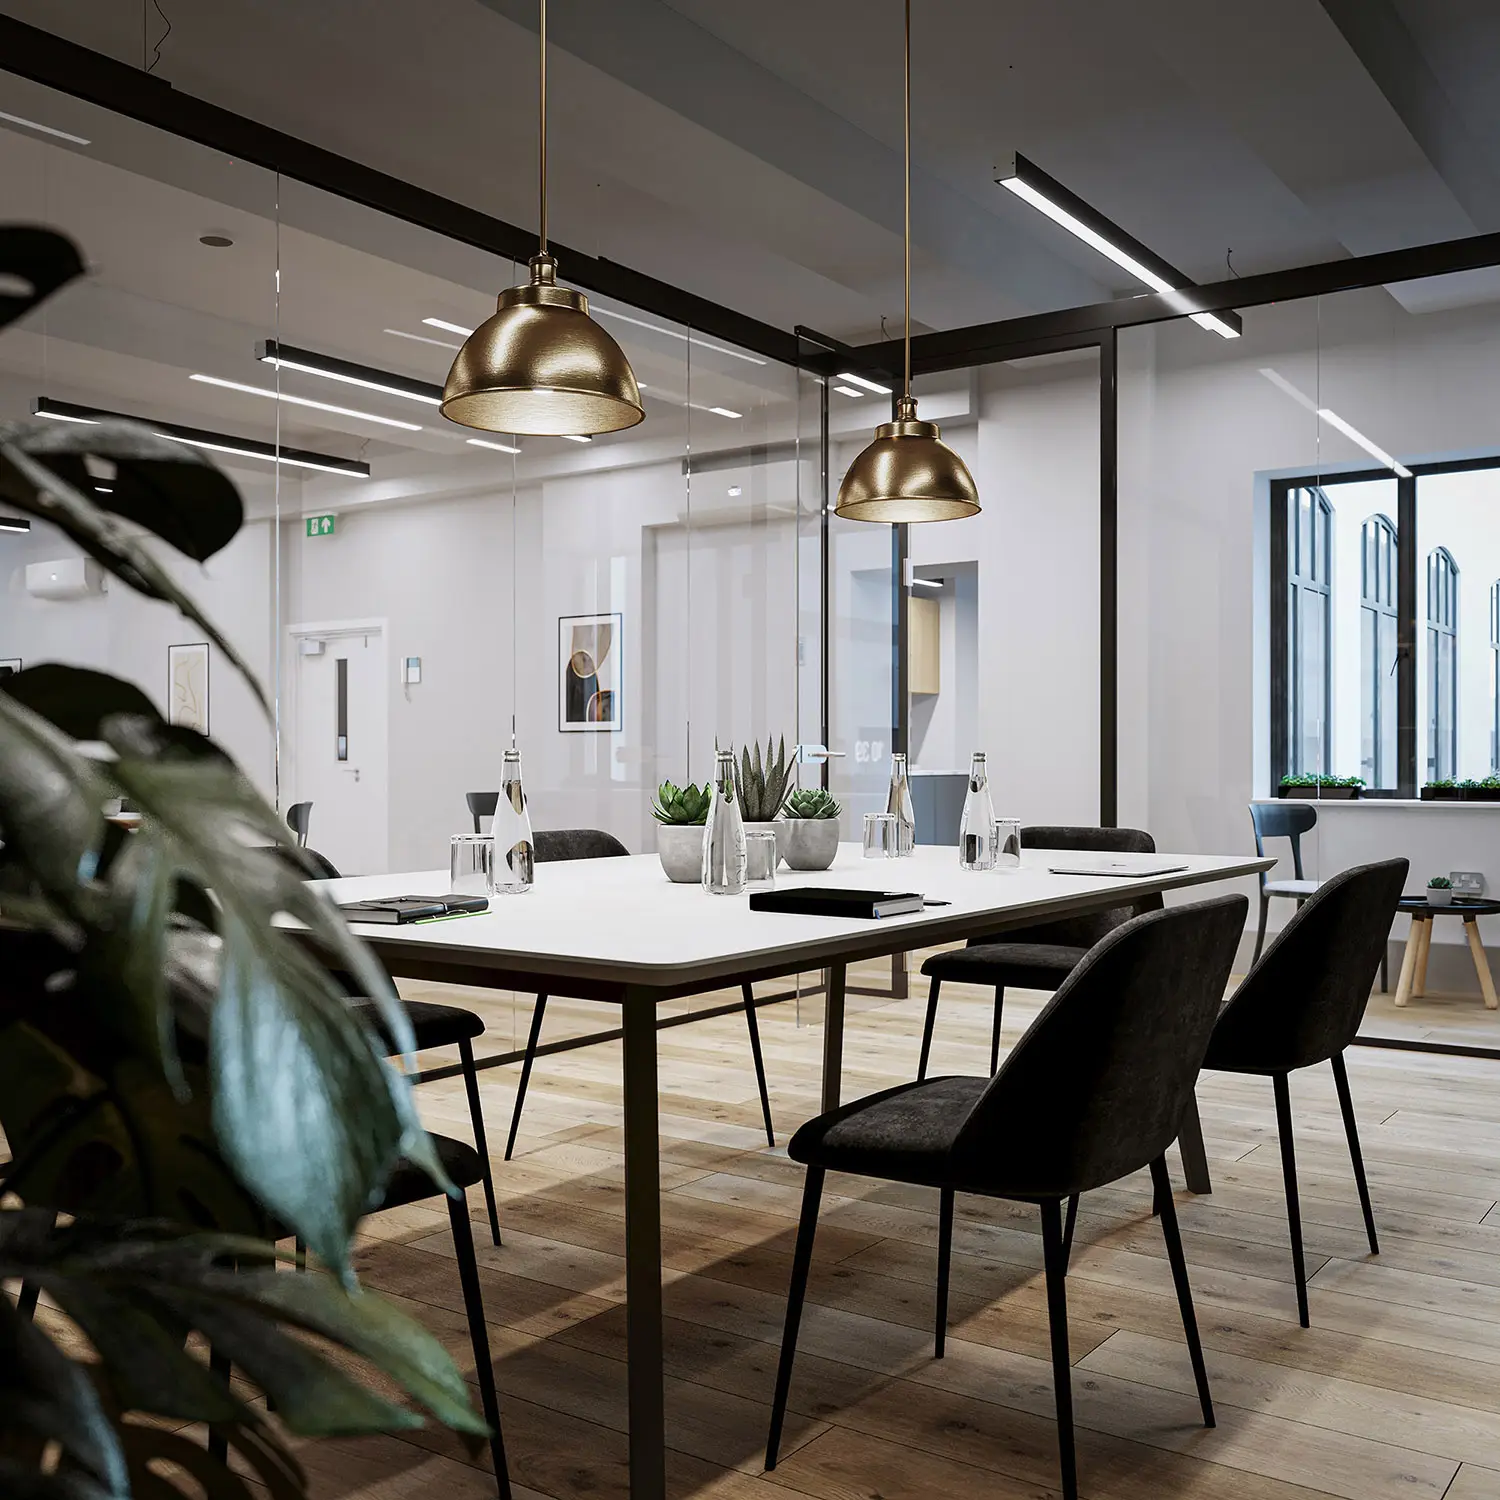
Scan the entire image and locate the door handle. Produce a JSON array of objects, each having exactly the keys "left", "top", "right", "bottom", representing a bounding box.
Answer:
[
  {"left": 793, "top": 743, "right": 847, "bottom": 763},
  {"left": 342, "top": 767, "right": 361, "bottom": 783}
]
